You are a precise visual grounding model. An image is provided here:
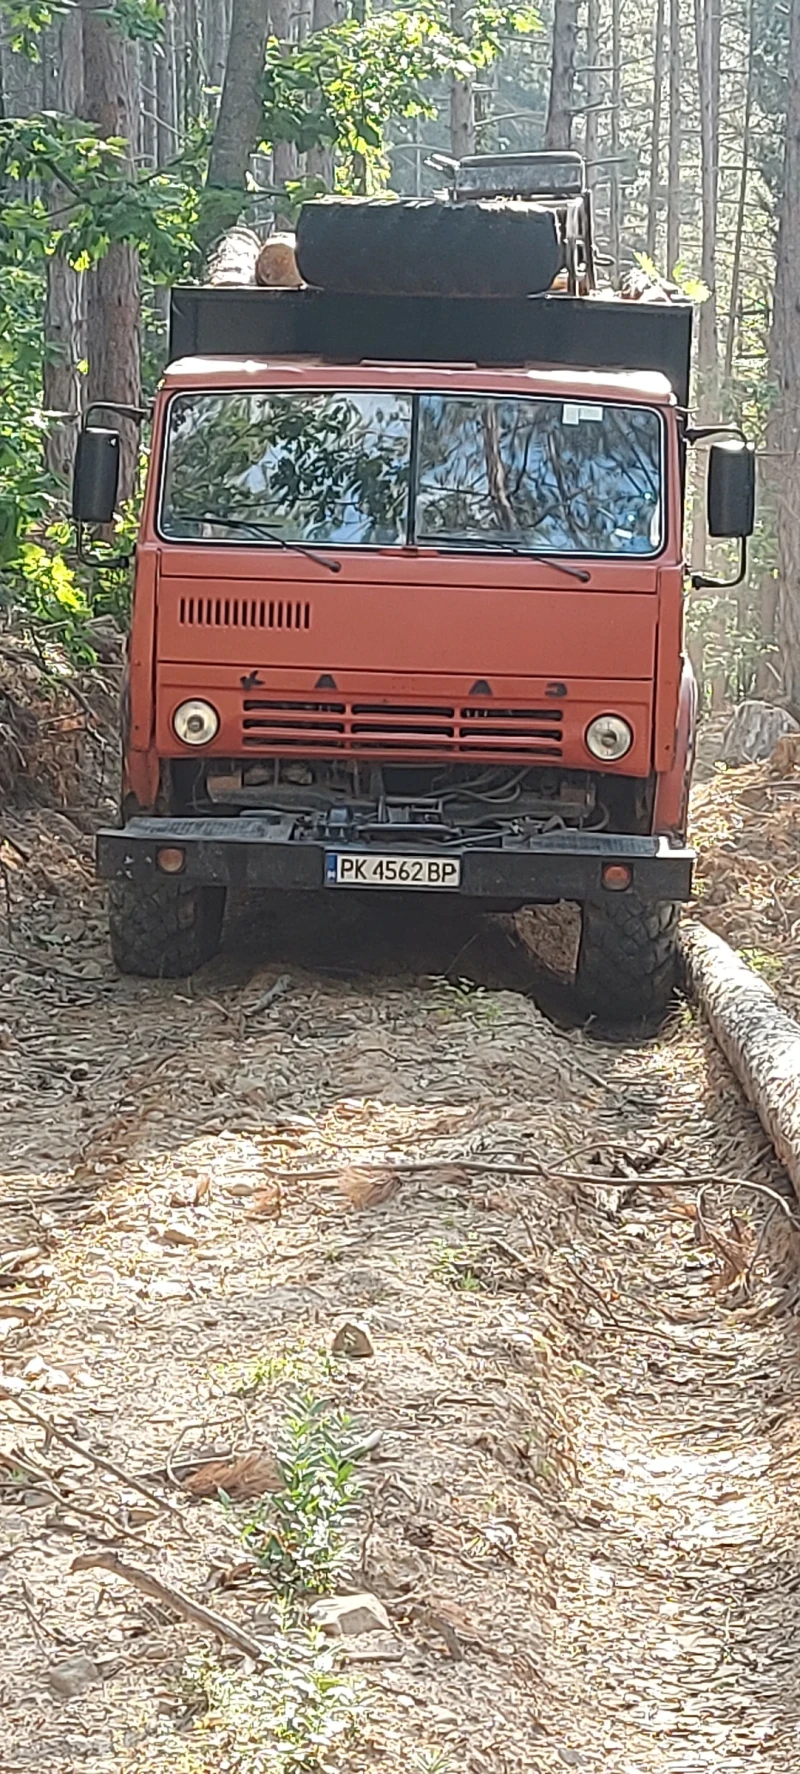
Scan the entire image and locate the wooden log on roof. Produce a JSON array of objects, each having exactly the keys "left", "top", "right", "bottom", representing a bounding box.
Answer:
[
  {"left": 206, "top": 226, "right": 262, "bottom": 287},
  {"left": 205, "top": 227, "right": 303, "bottom": 289}
]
